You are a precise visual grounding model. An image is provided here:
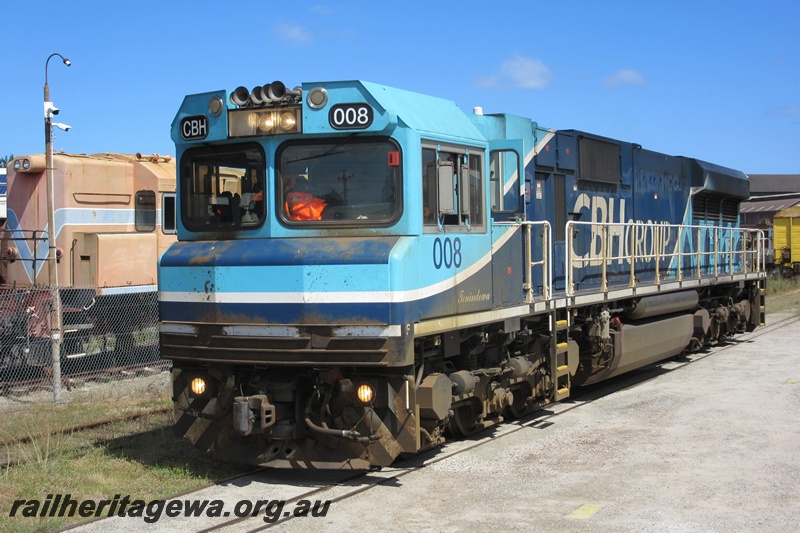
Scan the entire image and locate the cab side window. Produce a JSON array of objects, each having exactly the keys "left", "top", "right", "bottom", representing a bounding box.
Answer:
[
  {"left": 422, "top": 145, "right": 483, "bottom": 231},
  {"left": 135, "top": 190, "right": 156, "bottom": 232}
]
